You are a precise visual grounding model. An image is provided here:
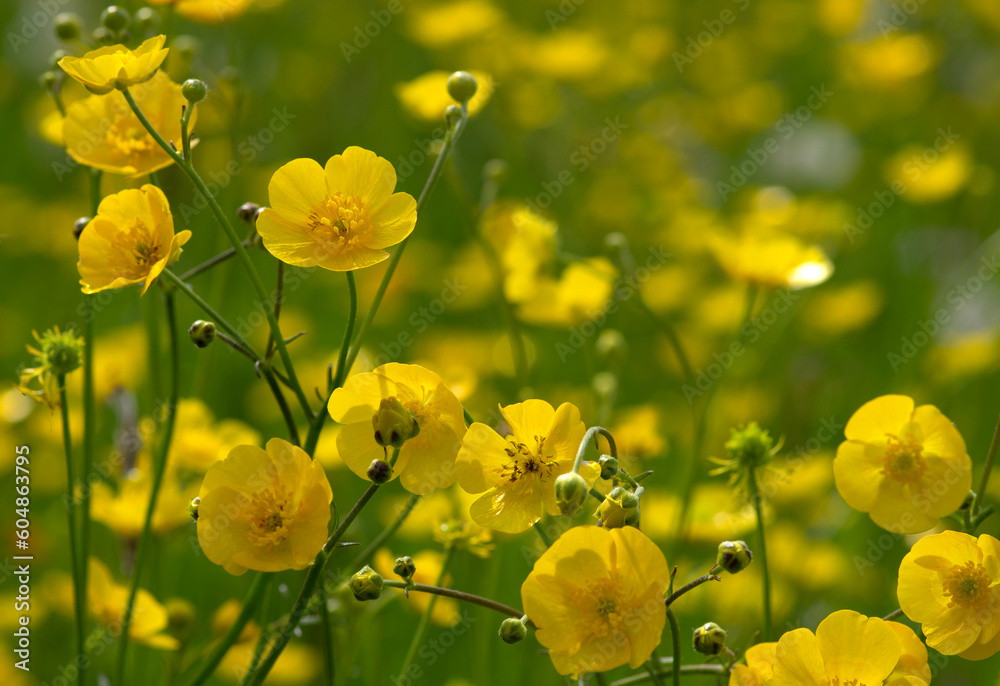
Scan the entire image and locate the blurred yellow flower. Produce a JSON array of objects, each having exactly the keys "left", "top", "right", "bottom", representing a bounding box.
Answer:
[
  {"left": 763, "top": 610, "right": 929, "bottom": 685},
  {"left": 146, "top": 0, "right": 253, "bottom": 24},
  {"left": 834, "top": 395, "right": 971, "bottom": 534},
  {"left": 374, "top": 549, "right": 461, "bottom": 626},
  {"left": 841, "top": 34, "right": 936, "bottom": 88},
  {"left": 898, "top": 530, "right": 1000, "bottom": 660},
  {"left": 256, "top": 147, "right": 416, "bottom": 271},
  {"left": 64, "top": 71, "right": 195, "bottom": 177},
  {"left": 328, "top": 363, "right": 467, "bottom": 494},
  {"left": 407, "top": 0, "right": 504, "bottom": 48},
  {"left": 88, "top": 558, "right": 178, "bottom": 649},
  {"left": 91, "top": 453, "right": 197, "bottom": 538},
  {"left": 517, "top": 258, "right": 618, "bottom": 328},
  {"left": 708, "top": 230, "right": 833, "bottom": 289},
  {"left": 169, "top": 398, "right": 261, "bottom": 473},
  {"left": 77, "top": 184, "right": 190, "bottom": 295},
  {"left": 480, "top": 201, "right": 558, "bottom": 303},
  {"left": 212, "top": 600, "right": 321, "bottom": 683},
  {"left": 58, "top": 35, "right": 168, "bottom": 94},
  {"left": 395, "top": 70, "right": 495, "bottom": 123},
  {"left": 197, "top": 438, "right": 333, "bottom": 575},
  {"left": 456, "top": 399, "right": 596, "bottom": 533},
  {"left": 521, "top": 526, "right": 669, "bottom": 678},
  {"left": 799, "top": 280, "right": 885, "bottom": 337},
  {"left": 884, "top": 142, "right": 972, "bottom": 203}
]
